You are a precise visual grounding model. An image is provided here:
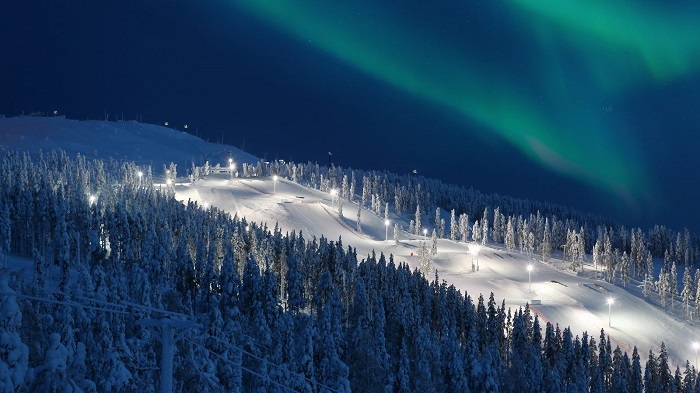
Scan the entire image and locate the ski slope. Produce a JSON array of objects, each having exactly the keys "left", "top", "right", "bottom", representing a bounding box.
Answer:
[
  {"left": 177, "top": 171, "right": 700, "bottom": 371},
  {"left": 2, "top": 117, "right": 697, "bottom": 370}
]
